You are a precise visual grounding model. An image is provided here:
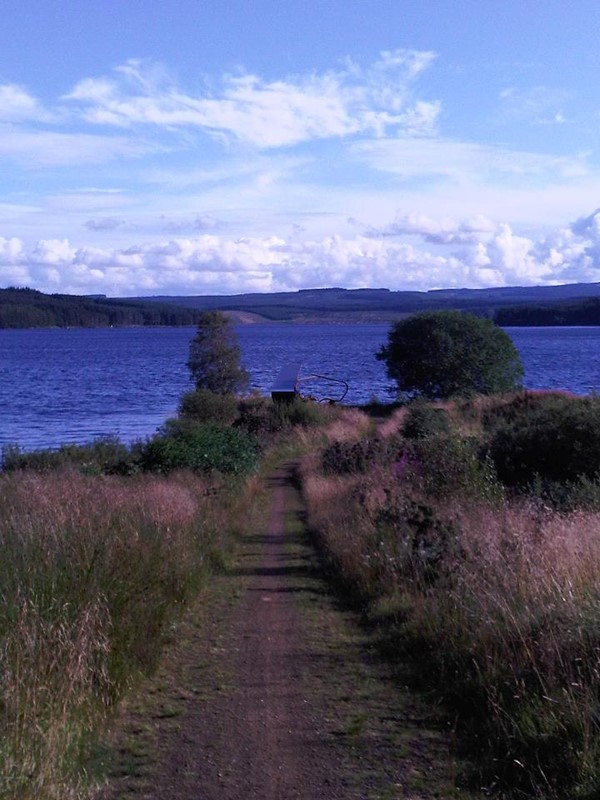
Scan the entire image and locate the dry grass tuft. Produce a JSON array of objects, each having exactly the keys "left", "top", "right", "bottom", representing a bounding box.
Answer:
[
  {"left": 377, "top": 406, "right": 407, "bottom": 438},
  {"left": 321, "top": 407, "right": 372, "bottom": 443}
]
